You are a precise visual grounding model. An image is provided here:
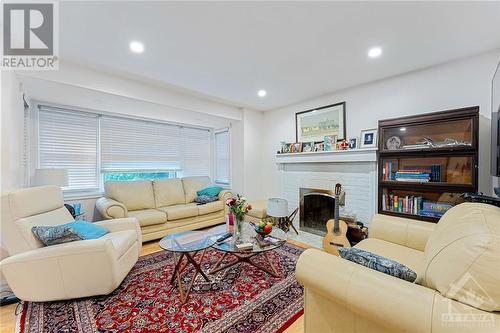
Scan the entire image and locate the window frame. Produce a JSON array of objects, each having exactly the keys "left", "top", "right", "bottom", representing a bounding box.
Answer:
[
  {"left": 214, "top": 128, "right": 231, "bottom": 187},
  {"left": 31, "top": 102, "right": 221, "bottom": 199}
]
